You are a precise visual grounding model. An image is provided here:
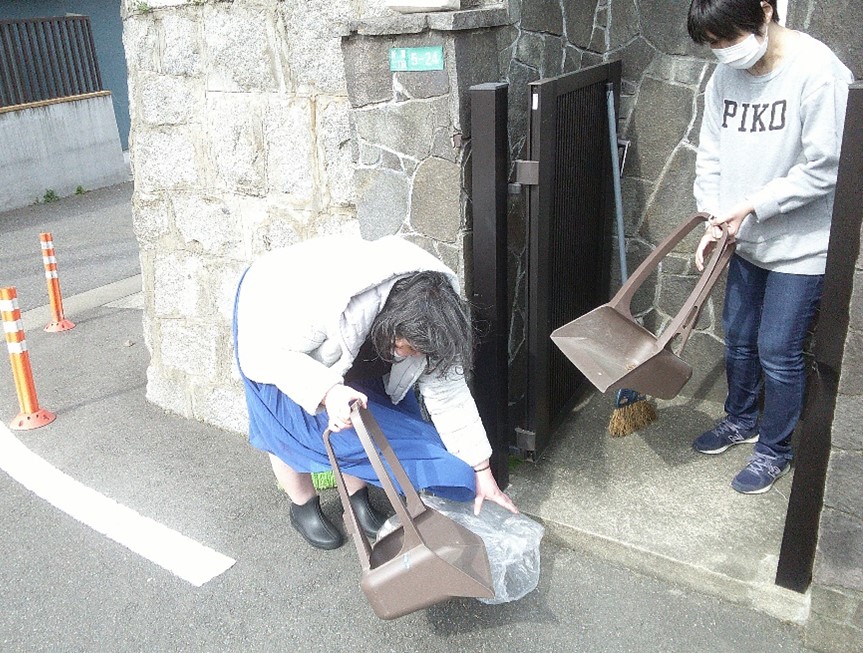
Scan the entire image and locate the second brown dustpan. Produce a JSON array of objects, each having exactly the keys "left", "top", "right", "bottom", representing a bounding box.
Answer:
[
  {"left": 551, "top": 212, "right": 734, "bottom": 399},
  {"left": 323, "top": 404, "right": 494, "bottom": 620}
]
